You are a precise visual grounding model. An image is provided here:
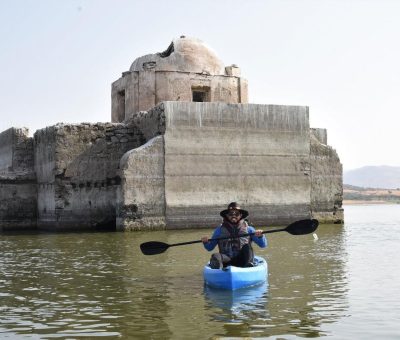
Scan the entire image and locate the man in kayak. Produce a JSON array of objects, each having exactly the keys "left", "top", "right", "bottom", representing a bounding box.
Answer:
[{"left": 201, "top": 202, "right": 267, "bottom": 269}]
